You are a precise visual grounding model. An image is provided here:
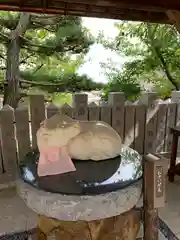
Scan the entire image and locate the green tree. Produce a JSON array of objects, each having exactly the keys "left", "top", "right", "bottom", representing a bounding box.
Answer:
[
  {"left": 0, "top": 12, "right": 94, "bottom": 108},
  {"left": 100, "top": 66, "right": 141, "bottom": 101},
  {"left": 100, "top": 21, "right": 180, "bottom": 99},
  {"left": 19, "top": 52, "right": 105, "bottom": 94}
]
